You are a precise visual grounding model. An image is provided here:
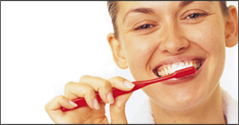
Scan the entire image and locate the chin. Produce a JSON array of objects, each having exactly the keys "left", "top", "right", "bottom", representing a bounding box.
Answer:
[
  {"left": 150, "top": 93, "right": 207, "bottom": 111},
  {"left": 143, "top": 83, "right": 210, "bottom": 111}
]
